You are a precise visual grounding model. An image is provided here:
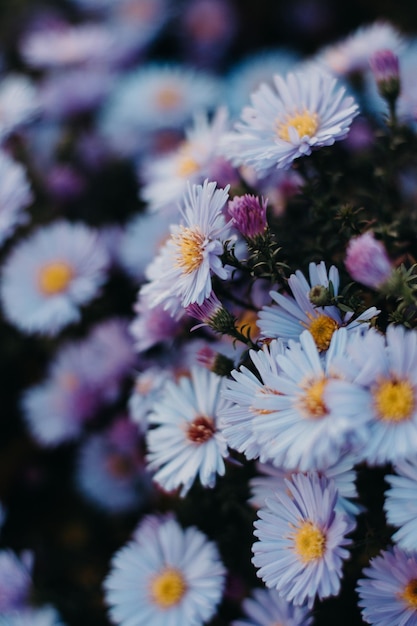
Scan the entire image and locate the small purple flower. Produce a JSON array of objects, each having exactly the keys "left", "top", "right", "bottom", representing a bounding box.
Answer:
[
  {"left": 228, "top": 194, "right": 268, "bottom": 239},
  {"left": 345, "top": 231, "right": 392, "bottom": 289}
]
